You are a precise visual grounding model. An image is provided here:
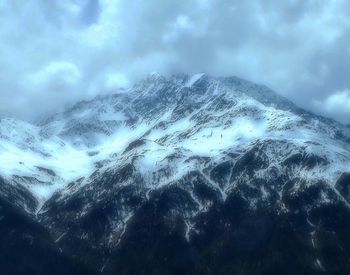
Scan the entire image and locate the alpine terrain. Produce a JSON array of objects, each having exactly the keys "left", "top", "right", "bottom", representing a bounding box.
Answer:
[{"left": 1, "top": 73, "right": 350, "bottom": 274}]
